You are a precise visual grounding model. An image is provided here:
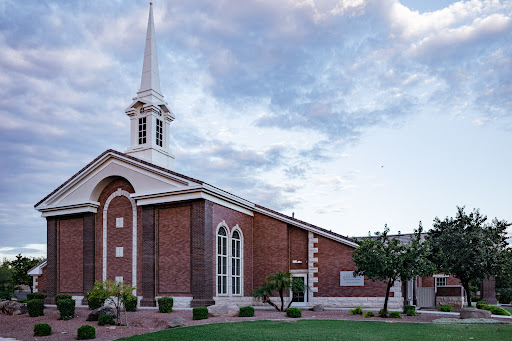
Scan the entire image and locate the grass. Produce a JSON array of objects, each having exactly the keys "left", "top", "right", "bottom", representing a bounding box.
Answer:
[
  {"left": 117, "top": 319, "right": 512, "bottom": 341},
  {"left": 503, "top": 307, "right": 512, "bottom": 314}
]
